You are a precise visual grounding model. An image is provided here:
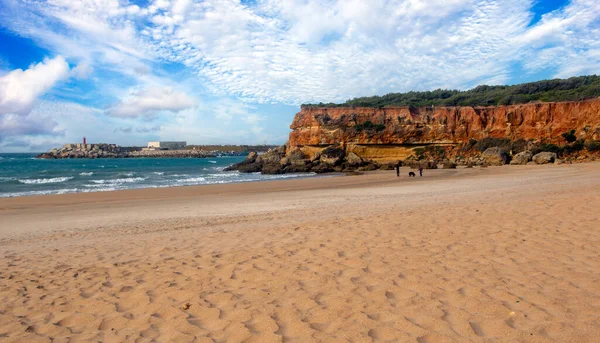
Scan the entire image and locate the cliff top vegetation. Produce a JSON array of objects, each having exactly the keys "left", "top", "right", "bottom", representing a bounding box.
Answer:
[{"left": 302, "top": 75, "right": 600, "bottom": 108}]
